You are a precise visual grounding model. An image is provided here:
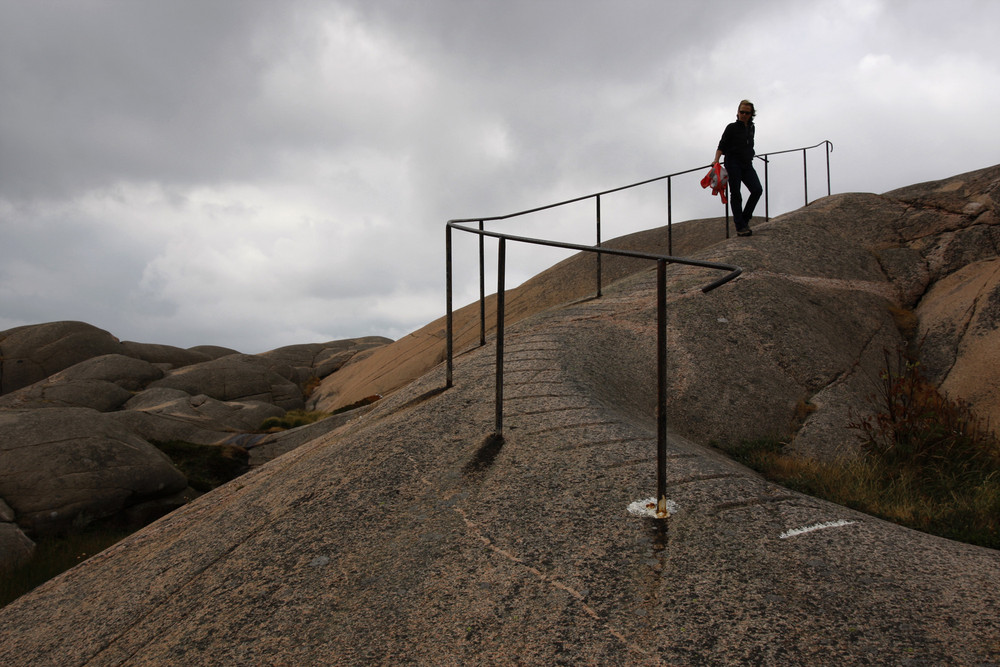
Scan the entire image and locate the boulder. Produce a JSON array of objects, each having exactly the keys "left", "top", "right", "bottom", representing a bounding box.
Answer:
[
  {"left": 0, "top": 321, "right": 123, "bottom": 395},
  {"left": 115, "top": 390, "right": 285, "bottom": 442},
  {"left": 0, "top": 499, "right": 35, "bottom": 573},
  {"left": 0, "top": 379, "right": 133, "bottom": 412},
  {"left": 916, "top": 257, "right": 1000, "bottom": 429},
  {"left": 0, "top": 522, "right": 34, "bottom": 574},
  {"left": 0, "top": 408, "right": 189, "bottom": 535},
  {"left": 187, "top": 345, "right": 242, "bottom": 360},
  {"left": 147, "top": 354, "right": 304, "bottom": 411},
  {"left": 259, "top": 337, "right": 392, "bottom": 387},
  {"left": 0, "top": 354, "right": 163, "bottom": 412},
  {"left": 119, "top": 341, "right": 213, "bottom": 369}
]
